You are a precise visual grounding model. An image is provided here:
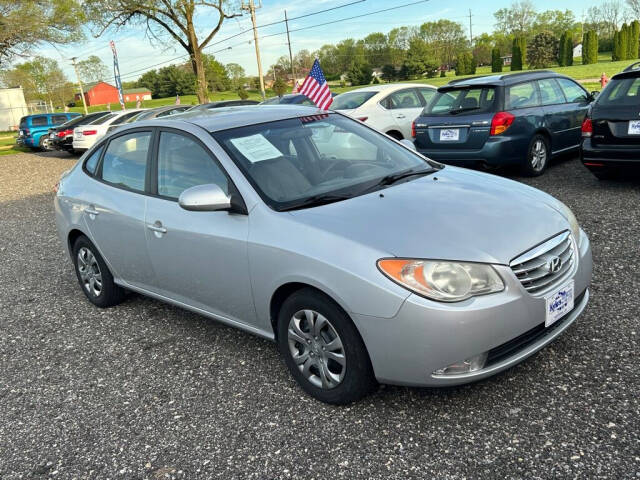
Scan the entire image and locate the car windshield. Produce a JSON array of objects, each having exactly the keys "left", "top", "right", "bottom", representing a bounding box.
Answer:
[
  {"left": 89, "top": 113, "right": 117, "bottom": 125},
  {"left": 424, "top": 87, "right": 497, "bottom": 115},
  {"left": 597, "top": 77, "right": 640, "bottom": 106},
  {"left": 331, "top": 91, "right": 376, "bottom": 110},
  {"left": 214, "top": 113, "right": 436, "bottom": 211}
]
